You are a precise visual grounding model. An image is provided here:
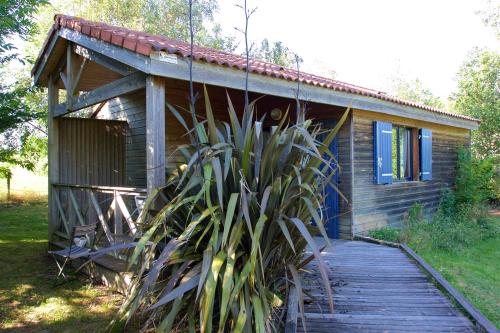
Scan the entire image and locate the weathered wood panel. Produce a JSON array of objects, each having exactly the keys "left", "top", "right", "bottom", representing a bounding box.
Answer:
[
  {"left": 336, "top": 113, "right": 353, "bottom": 239},
  {"left": 58, "top": 118, "right": 126, "bottom": 186},
  {"left": 294, "top": 240, "right": 476, "bottom": 333},
  {"left": 351, "top": 110, "right": 470, "bottom": 235}
]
